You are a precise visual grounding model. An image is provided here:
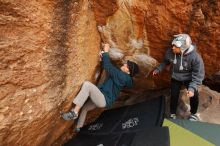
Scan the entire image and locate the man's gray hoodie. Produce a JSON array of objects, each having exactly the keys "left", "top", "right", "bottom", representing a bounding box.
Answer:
[{"left": 156, "top": 45, "right": 205, "bottom": 93}]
